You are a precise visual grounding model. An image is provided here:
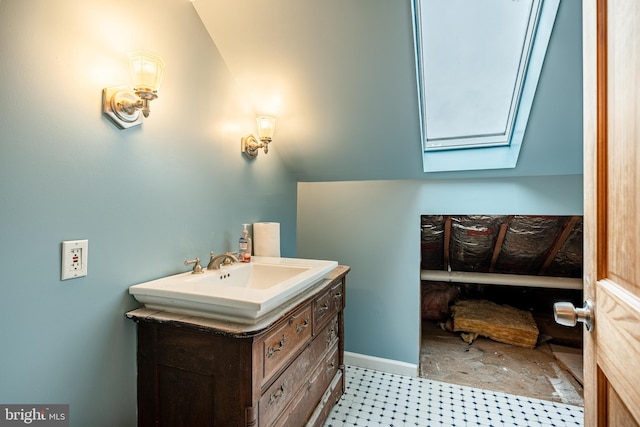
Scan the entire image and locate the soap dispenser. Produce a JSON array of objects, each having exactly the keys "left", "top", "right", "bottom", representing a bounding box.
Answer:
[
  {"left": 244, "top": 224, "right": 252, "bottom": 262},
  {"left": 239, "top": 224, "right": 252, "bottom": 262}
]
